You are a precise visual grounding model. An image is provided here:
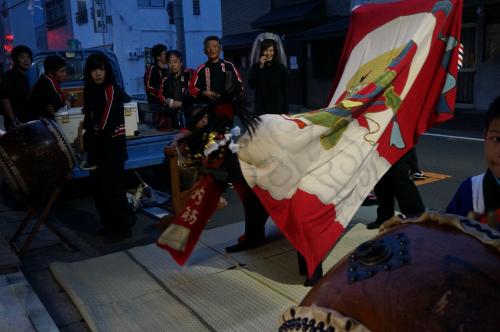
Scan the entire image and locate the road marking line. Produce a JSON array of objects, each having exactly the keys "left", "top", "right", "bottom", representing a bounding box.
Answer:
[
  {"left": 414, "top": 171, "right": 451, "bottom": 186},
  {"left": 423, "top": 132, "right": 484, "bottom": 142}
]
